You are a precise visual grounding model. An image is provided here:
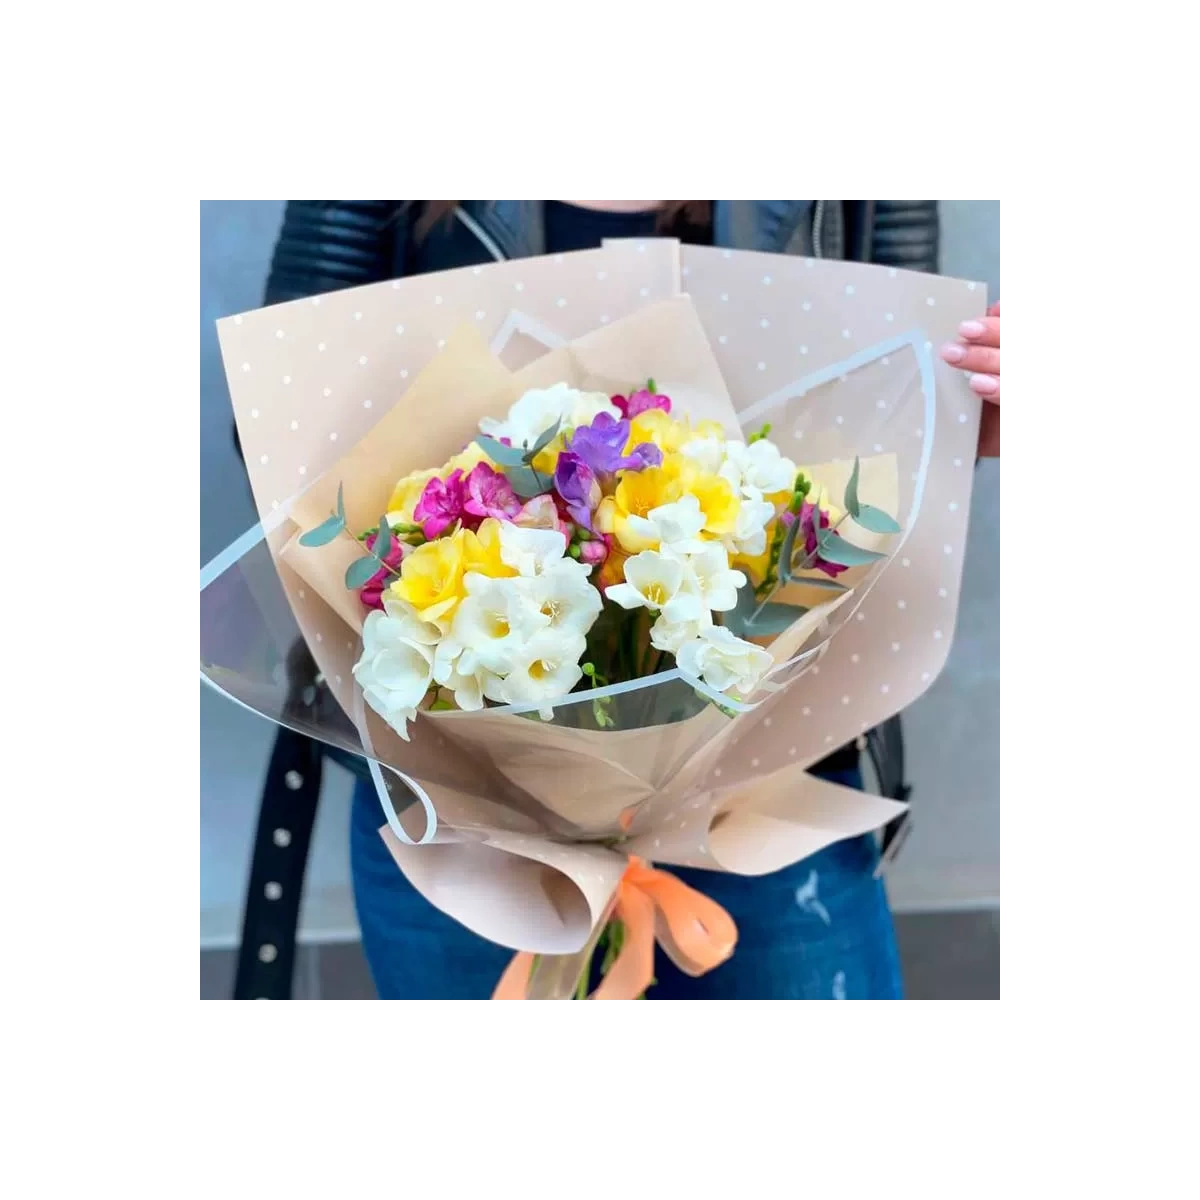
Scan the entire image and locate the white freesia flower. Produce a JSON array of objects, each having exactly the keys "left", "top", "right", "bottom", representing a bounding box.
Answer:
[
  {"left": 498, "top": 523, "right": 572, "bottom": 578},
  {"left": 479, "top": 383, "right": 618, "bottom": 450},
  {"left": 624, "top": 493, "right": 708, "bottom": 555},
  {"left": 431, "top": 639, "right": 493, "bottom": 712},
  {"left": 681, "top": 435, "right": 726, "bottom": 476},
  {"left": 447, "top": 573, "right": 549, "bottom": 675},
  {"left": 729, "top": 486, "right": 778, "bottom": 557},
  {"left": 650, "top": 609, "right": 714, "bottom": 654},
  {"left": 684, "top": 542, "right": 747, "bottom": 612},
  {"left": 605, "top": 550, "right": 702, "bottom": 623},
  {"left": 498, "top": 629, "right": 588, "bottom": 713},
  {"left": 352, "top": 596, "right": 440, "bottom": 739},
  {"left": 675, "top": 625, "right": 774, "bottom": 696},
  {"left": 524, "top": 560, "right": 603, "bottom": 637},
  {"left": 723, "top": 439, "right": 797, "bottom": 494}
]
